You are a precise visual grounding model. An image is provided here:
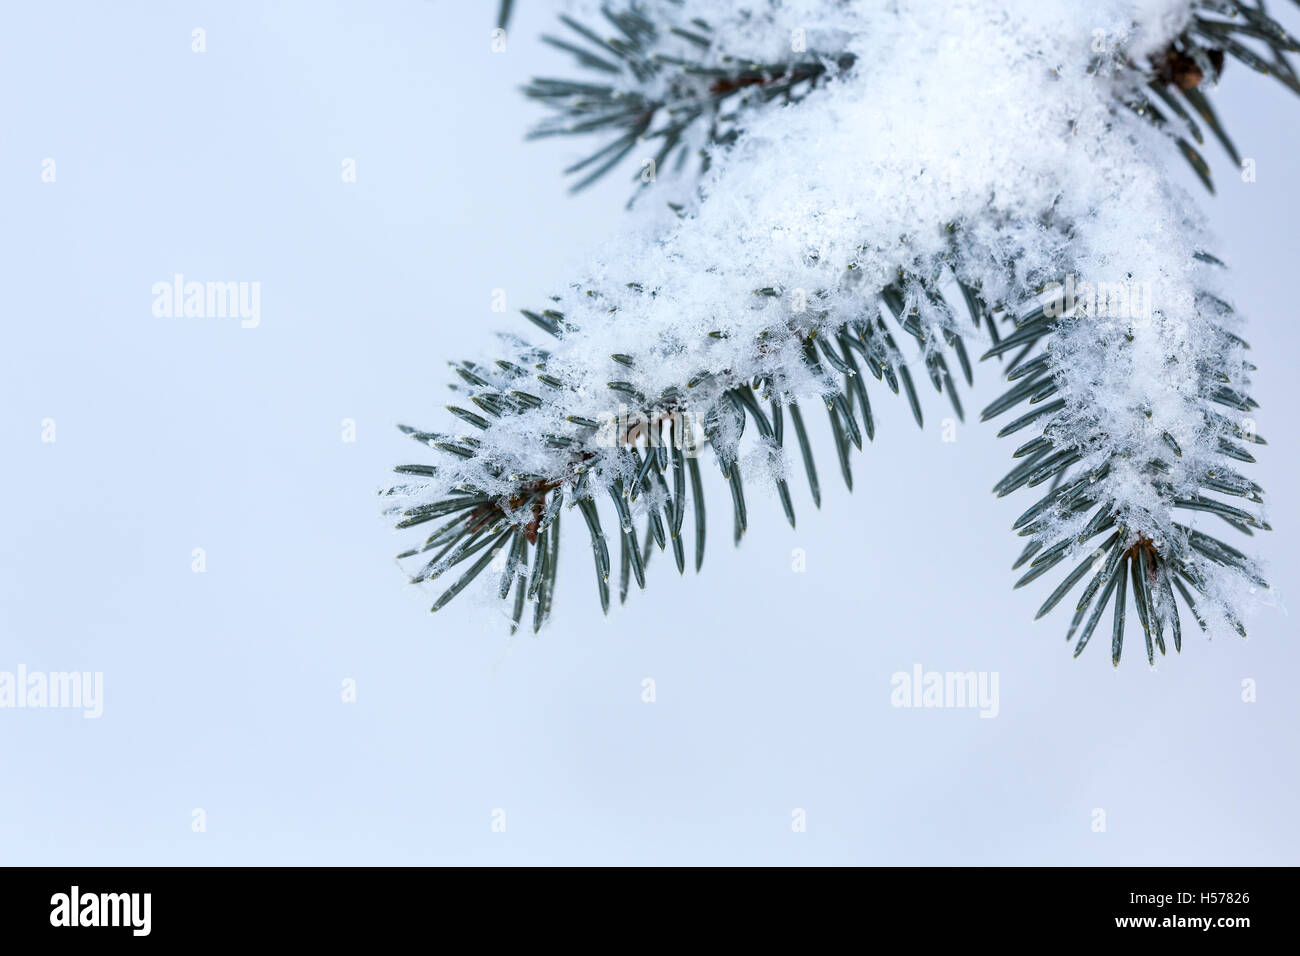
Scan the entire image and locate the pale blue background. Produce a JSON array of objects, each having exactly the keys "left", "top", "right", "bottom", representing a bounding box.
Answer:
[{"left": 1, "top": 1, "right": 1296, "bottom": 865}]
